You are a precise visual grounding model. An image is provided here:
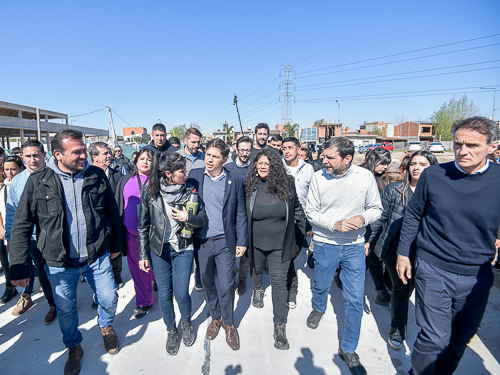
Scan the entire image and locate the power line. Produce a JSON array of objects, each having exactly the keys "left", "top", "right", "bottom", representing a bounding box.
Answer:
[
  {"left": 296, "top": 34, "right": 500, "bottom": 78},
  {"left": 297, "top": 90, "right": 486, "bottom": 103},
  {"left": 296, "top": 43, "right": 500, "bottom": 81},
  {"left": 199, "top": 89, "right": 280, "bottom": 129},
  {"left": 297, "top": 60, "right": 500, "bottom": 91},
  {"left": 295, "top": 86, "right": 499, "bottom": 103},
  {"left": 111, "top": 109, "right": 134, "bottom": 128},
  {"left": 292, "top": 3, "right": 500, "bottom": 68},
  {"left": 67, "top": 108, "right": 106, "bottom": 118},
  {"left": 294, "top": 66, "right": 500, "bottom": 90}
]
